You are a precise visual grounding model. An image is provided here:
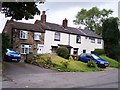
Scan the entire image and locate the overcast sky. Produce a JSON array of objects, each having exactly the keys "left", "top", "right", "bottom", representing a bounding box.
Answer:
[{"left": 0, "top": 1, "right": 119, "bottom": 33}]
